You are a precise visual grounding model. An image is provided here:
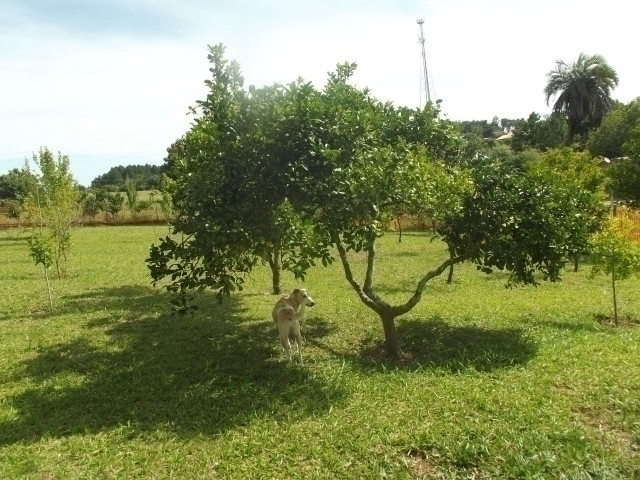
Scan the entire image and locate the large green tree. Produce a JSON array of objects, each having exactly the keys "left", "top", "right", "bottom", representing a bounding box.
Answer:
[
  {"left": 544, "top": 53, "right": 619, "bottom": 146},
  {"left": 148, "top": 47, "right": 607, "bottom": 358},
  {"left": 148, "top": 44, "right": 331, "bottom": 298},
  {"left": 525, "top": 147, "right": 607, "bottom": 270},
  {"left": 288, "top": 65, "right": 605, "bottom": 357},
  {"left": 439, "top": 155, "right": 605, "bottom": 283},
  {"left": 588, "top": 99, "right": 640, "bottom": 159},
  {"left": 304, "top": 128, "right": 604, "bottom": 355}
]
